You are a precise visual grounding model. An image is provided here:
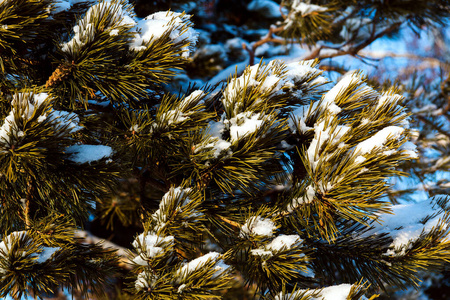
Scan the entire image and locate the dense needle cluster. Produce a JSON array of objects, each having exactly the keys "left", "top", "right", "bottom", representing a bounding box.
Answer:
[{"left": 0, "top": 0, "right": 449, "bottom": 299}]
